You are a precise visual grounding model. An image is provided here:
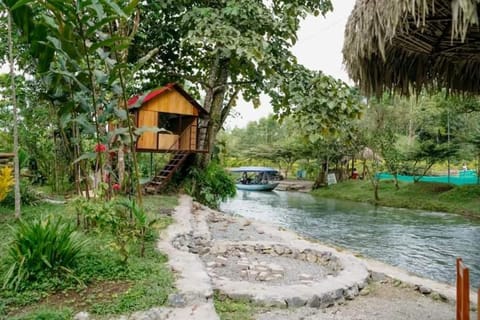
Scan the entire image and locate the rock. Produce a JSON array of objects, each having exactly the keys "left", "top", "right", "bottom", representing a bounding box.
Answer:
[
  {"left": 274, "top": 245, "right": 285, "bottom": 255},
  {"left": 308, "top": 295, "right": 322, "bottom": 308},
  {"left": 306, "top": 253, "right": 317, "bottom": 263},
  {"left": 359, "top": 288, "right": 370, "bottom": 296},
  {"left": 332, "top": 288, "right": 344, "bottom": 299},
  {"left": 206, "top": 261, "right": 217, "bottom": 268},
  {"left": 256, "top": 266, "right": 269, "bottom": 272},
  {"left": 73, "top": 312, "right": 90, "bottom": 320},
  {"left": 345, "top": 285, "right": 359, "bottom": 300},
  {"left": 319, "top": 295, "right": 335, "bottom": 308},
  {"left": 438, "top": 293, "right": 448, "bottom": 302},
  {"left": 419, "top": 286, "right": 432, "bottom": 294},
  {"left": 370, "top": 271, "right": 387, "bottom": 281},
  {"left": 215, "top": 256, "right": 228, "bottom": 266},
  {"left": 168, "top": 293, "right": 186, "bottom": 307},
  {"left": 257, "top": 271, "right": 270, "bottom": 281},
  {"left": 243, "top": 220, "right": 251, "bottom": 226},
  {"left": 268, "top": 263, "right": 284, "bottom": 274},
  {"left": 393, "top": 279, "right": 402, "bottom": 287},
  {"left": 299, "top": 273, "right": 313, "bottom": 281},
  {"left": 257, "top": 229, "right": 265, "bottom": 234},
  {"left": 286, "top": 296, "right": 307, "bottom": 307}
]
